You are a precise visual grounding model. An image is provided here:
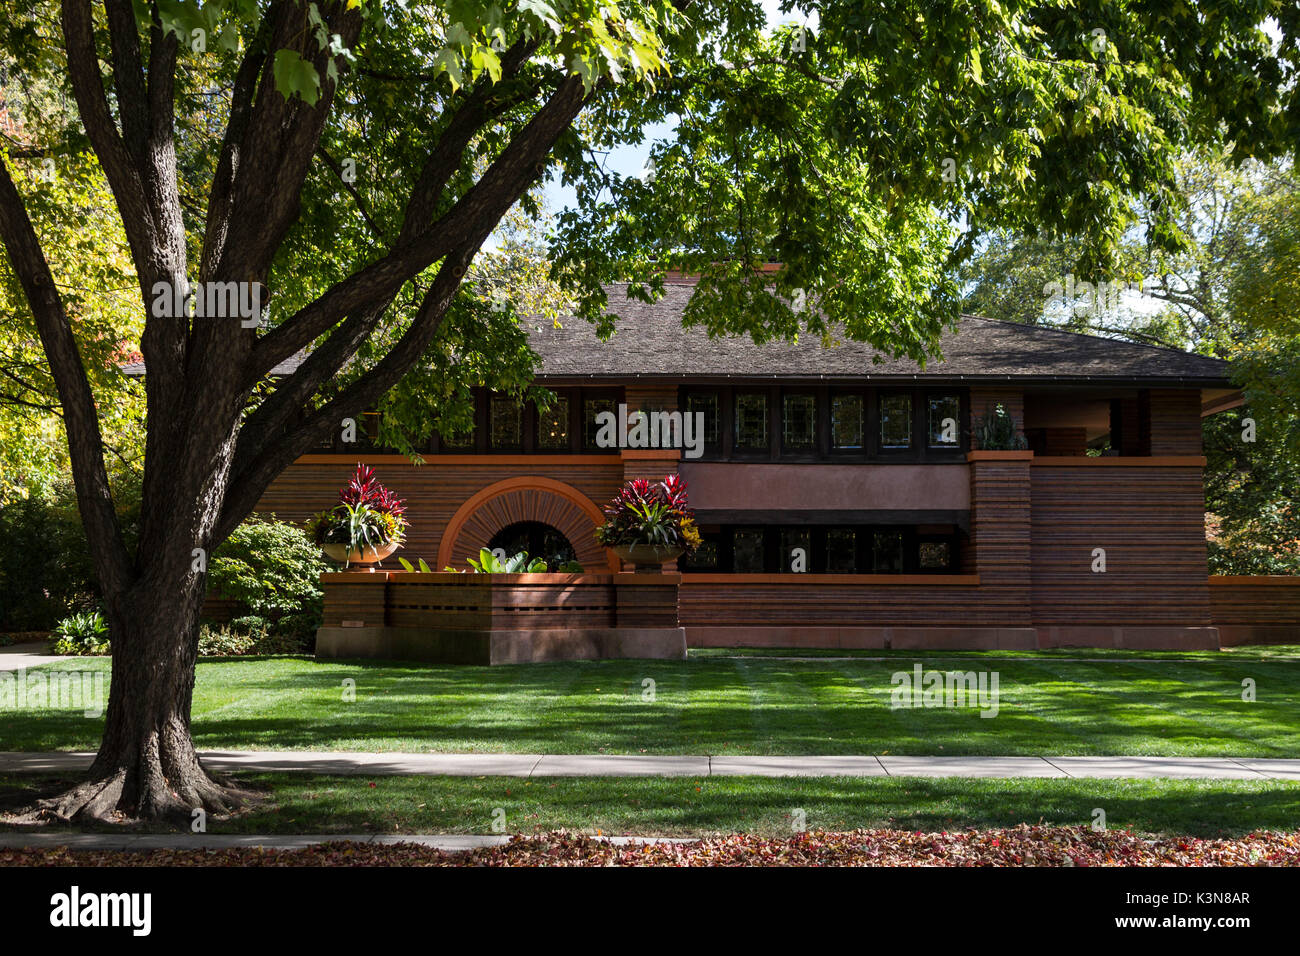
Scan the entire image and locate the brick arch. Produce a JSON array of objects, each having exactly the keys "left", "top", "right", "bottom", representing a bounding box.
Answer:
[{"left": 437, "top": 477, "right": 617, "bottom": 572}]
